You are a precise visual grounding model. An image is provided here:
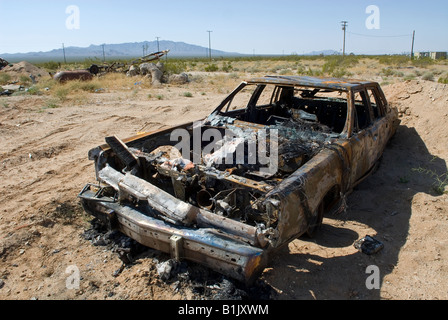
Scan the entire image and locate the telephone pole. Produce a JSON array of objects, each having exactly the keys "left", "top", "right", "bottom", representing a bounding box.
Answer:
[
  {"left": 411, "top": 30, "right": 415, "bottom": 60},
  {"left": 62, "top": 43, "right": 67, "bottom": 63},
  {"left": 207, "top": 30, "right": 213, "bottom": 61},
  {"left": 156, "top": 37, "right": 160, "bottom": 52},
  {"left": 341, "top": 21, "right": 348, "bottom": 57},
  {"left": 102, "top": 44, "right": 106, "bottom": 62}
]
